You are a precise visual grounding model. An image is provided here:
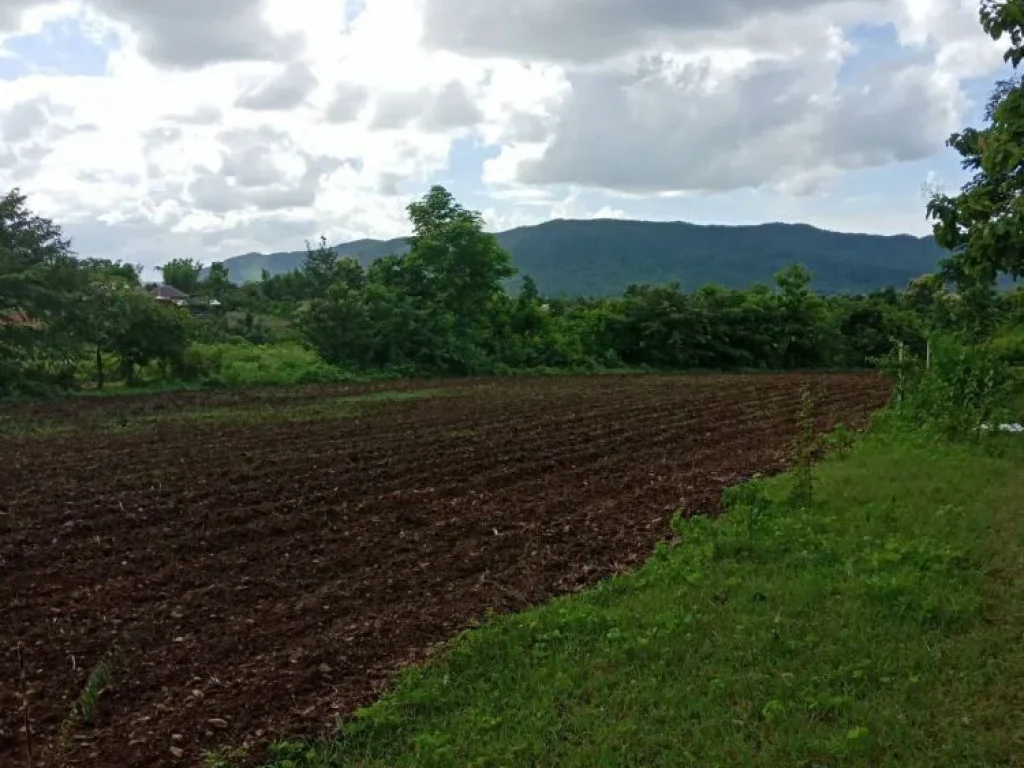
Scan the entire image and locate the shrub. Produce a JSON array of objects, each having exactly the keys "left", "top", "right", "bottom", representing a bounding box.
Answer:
[
  {"left": 988, "top": 329, "right": 1024, "bottom": 366},
  {"left": 182, "top": 342, "right": 342, "bottom": 387},
  {"left": 885, "top": 336, "right": 1013, "bottom": 441}
]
